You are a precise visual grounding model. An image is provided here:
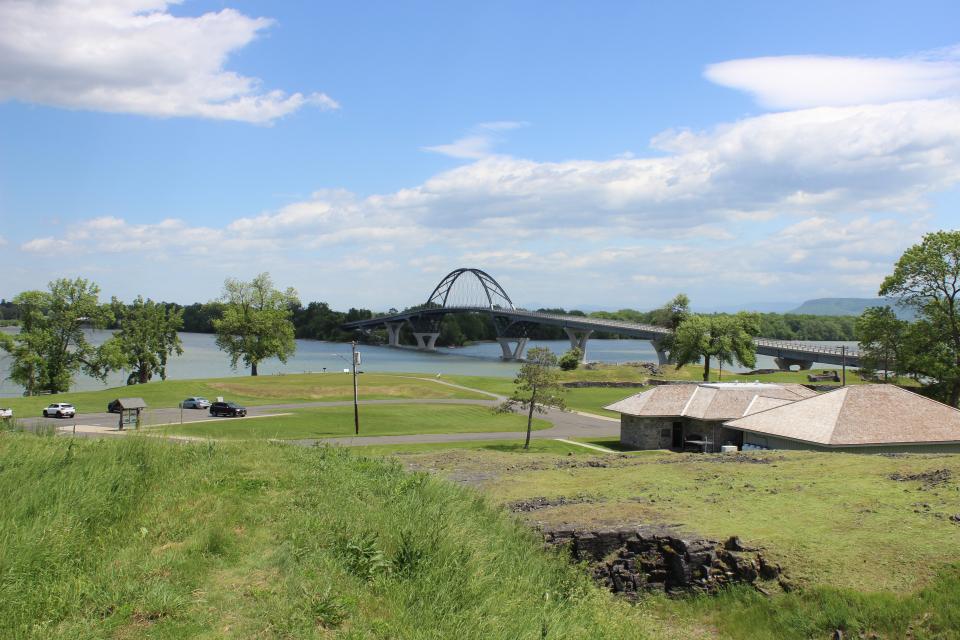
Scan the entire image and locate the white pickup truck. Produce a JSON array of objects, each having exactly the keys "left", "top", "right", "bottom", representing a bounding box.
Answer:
[{"left": 0, "top": 407, "right": 12, "bottom": 419}]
